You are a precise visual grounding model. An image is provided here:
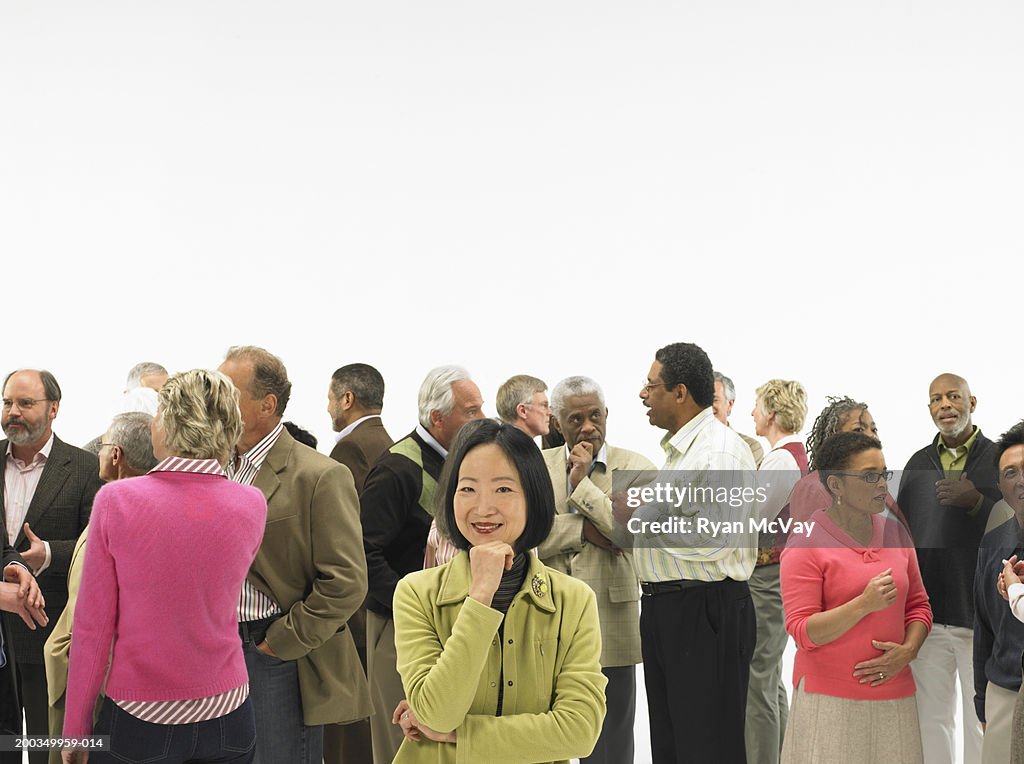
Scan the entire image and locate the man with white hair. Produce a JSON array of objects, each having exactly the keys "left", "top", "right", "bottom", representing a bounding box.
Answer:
[
  {"left": 359, "top": 365, "right": 484, "bottom": 763},
  {"left": 120, "top": 362, "right": 168, "bottom": 416},
  {"left": 898, "top": 373, "right": 1001, "bottom": 764},
  {"left": 712, "top": 371, "right": 764, "bottom": 466},
  {"left": 538, "top": 375, "right": 655, "bottom": 764}
]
